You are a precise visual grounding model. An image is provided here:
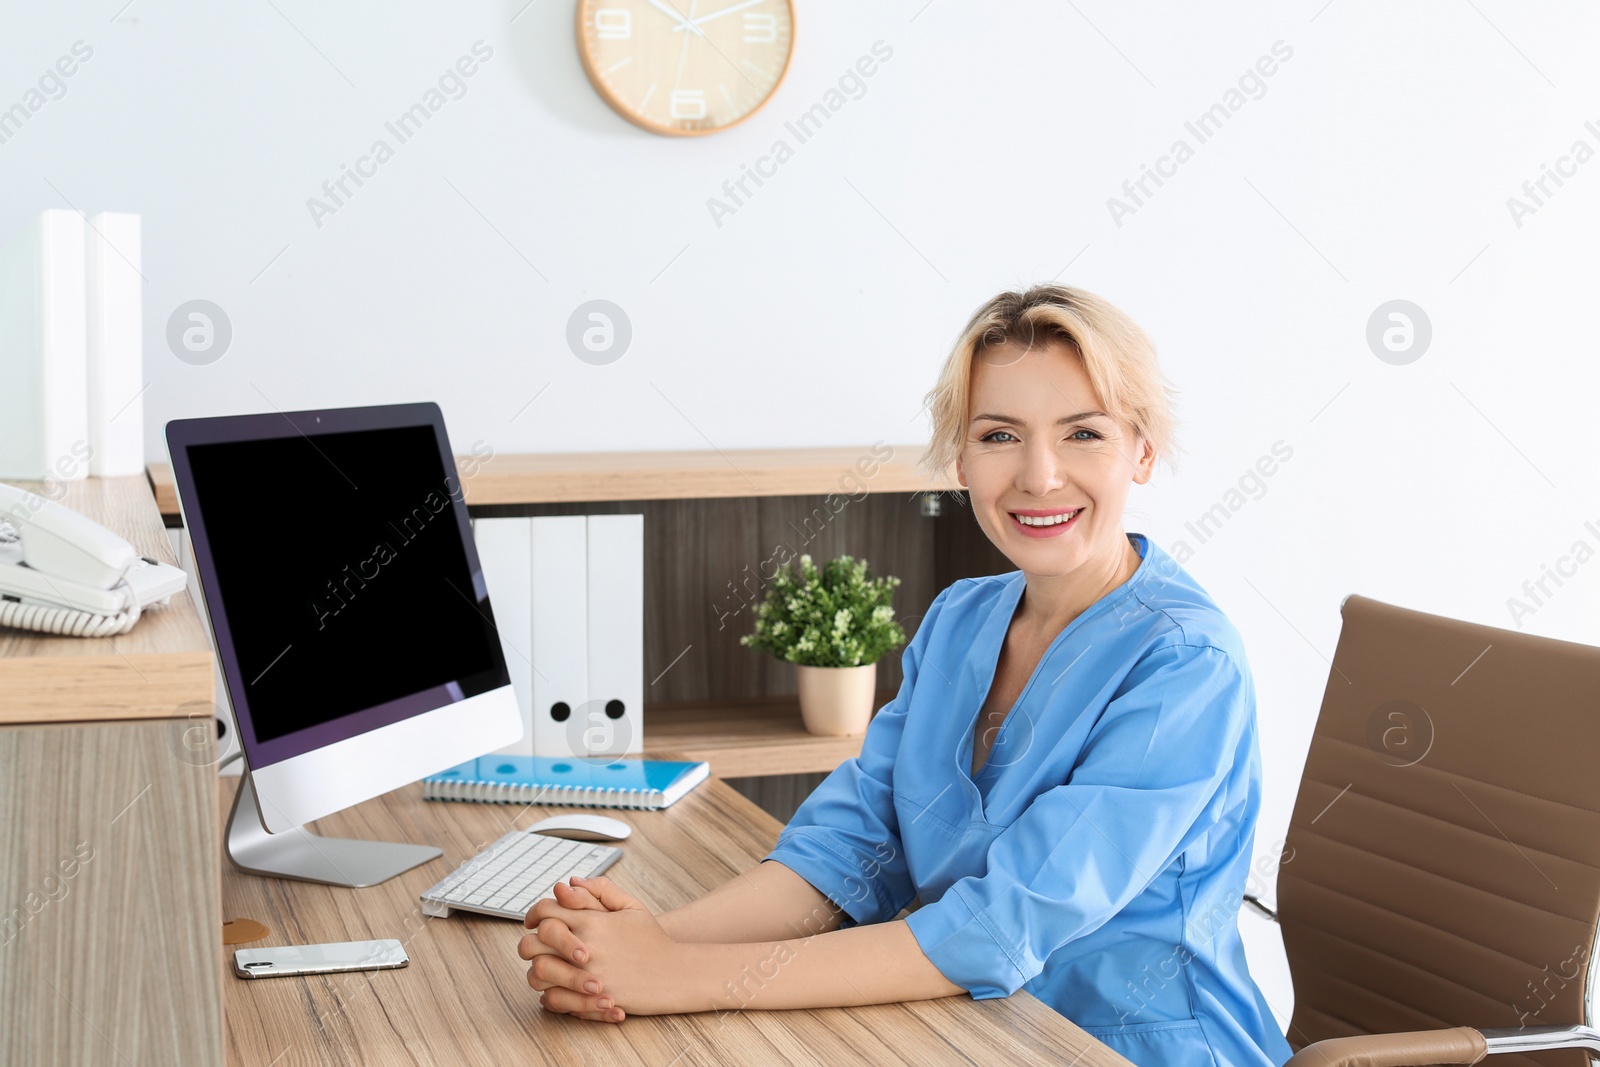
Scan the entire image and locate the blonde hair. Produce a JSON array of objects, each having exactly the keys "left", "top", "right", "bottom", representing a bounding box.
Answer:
[{"left": 919, "top": 284, "right": 1180, "bottom": 481}]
